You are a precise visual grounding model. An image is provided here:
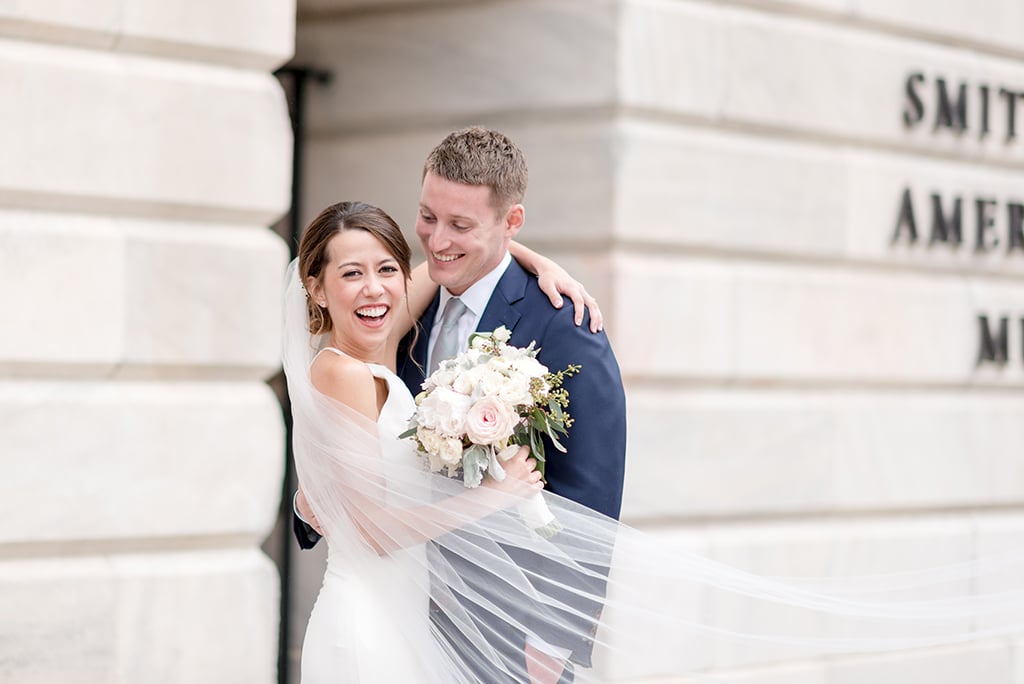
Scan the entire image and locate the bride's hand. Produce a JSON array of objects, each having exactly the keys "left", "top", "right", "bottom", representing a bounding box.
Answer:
[
  {"left": 536, "top": 262, "right": 603, "bottom": 333},
  {"left": 508, "top": 241, "right": 603, "bottom": 332},
  {"left": 486, "top": 445, "right": 543, "bottom": 497}
]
